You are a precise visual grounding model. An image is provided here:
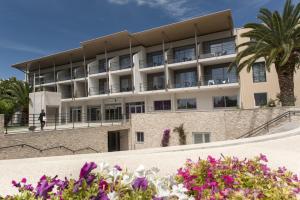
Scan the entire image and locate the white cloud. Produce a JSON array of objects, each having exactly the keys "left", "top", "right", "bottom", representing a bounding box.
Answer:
[
  {"left": 0, "top": 39, "right": 48, "bottom": 55},
  {"left": 107, "top": 0, "right": 200, "bottom": 19}
]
